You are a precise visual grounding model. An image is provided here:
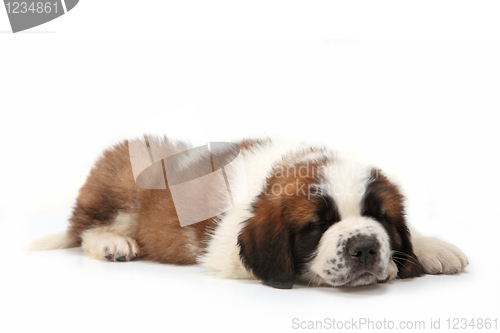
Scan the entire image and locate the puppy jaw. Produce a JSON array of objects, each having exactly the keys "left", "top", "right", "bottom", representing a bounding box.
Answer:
[{"left": 304, "top": 216, "right": 392, "bottom": 287}]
